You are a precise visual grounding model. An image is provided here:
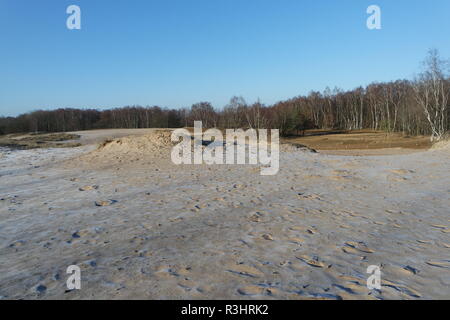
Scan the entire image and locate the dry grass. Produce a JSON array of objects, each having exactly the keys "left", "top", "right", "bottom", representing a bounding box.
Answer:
[
  {"left": 283, "top": 130, "right": 432, "bottom": 152},
  {"left": 0, "top": 133, "right": 81, "bottom": 149}
]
